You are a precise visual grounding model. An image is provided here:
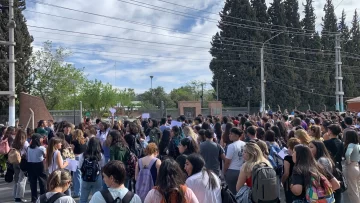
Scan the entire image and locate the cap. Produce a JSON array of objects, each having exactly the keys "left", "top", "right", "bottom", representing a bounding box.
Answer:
[
  {"left": 233, "top": 120, "right": 239, "bottom": 125},
  {"left": 36, "top": 128, "right": 48, "bottom": 136},
  {"left": 310, "top": 119, "right": 315, "bottom": 124}
]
